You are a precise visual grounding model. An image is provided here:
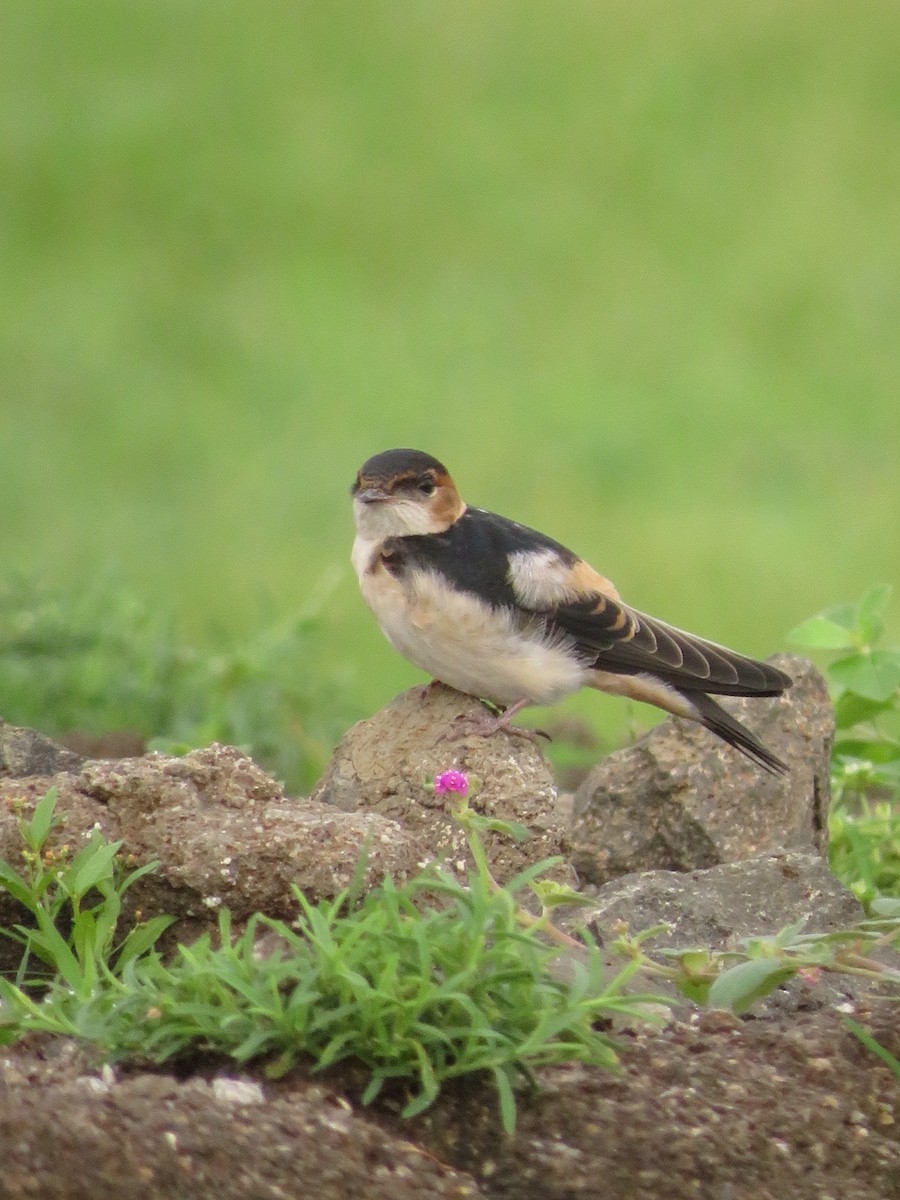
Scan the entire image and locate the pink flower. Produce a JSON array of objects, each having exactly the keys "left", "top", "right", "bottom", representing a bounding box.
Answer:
[
  {"left": 798, "top": 967, "right": 823, "bottom": 987},
  {"left": 433, "top": 770, "right": 469, "bottom": 796}
]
